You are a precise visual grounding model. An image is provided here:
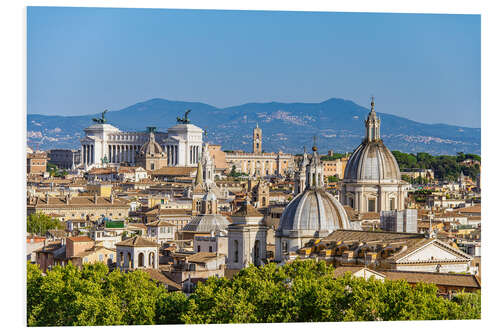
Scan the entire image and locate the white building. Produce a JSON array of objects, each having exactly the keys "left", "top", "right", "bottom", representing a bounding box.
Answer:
[
  {"left": 115, "top": 236, "right": 159, "bottom": 270},
  {"left": 227, "top": 201, "right": 268, "bottom": 270},
  {"left": 80, "top": 114, "right": 203, "bottom": 170},
  {"left": 341, "top": 98, "right": 409, "bottom": 213}
]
